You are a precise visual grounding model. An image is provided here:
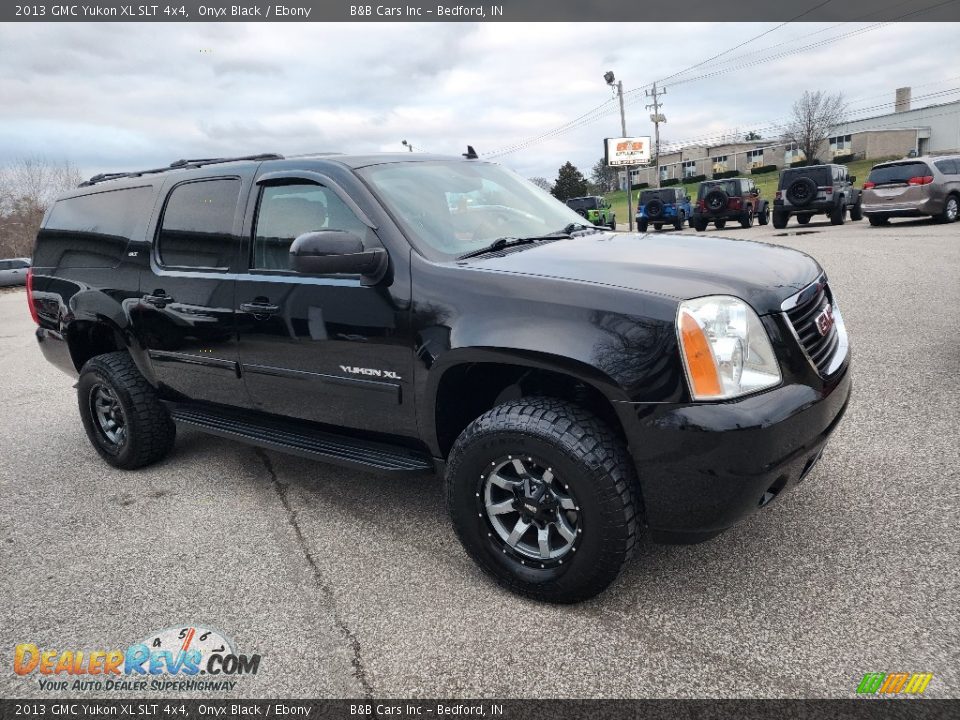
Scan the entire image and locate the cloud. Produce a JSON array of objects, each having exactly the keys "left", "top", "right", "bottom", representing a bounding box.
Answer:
[{"left": 0, "top": 21, "right": 957, "bottom": 181}]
